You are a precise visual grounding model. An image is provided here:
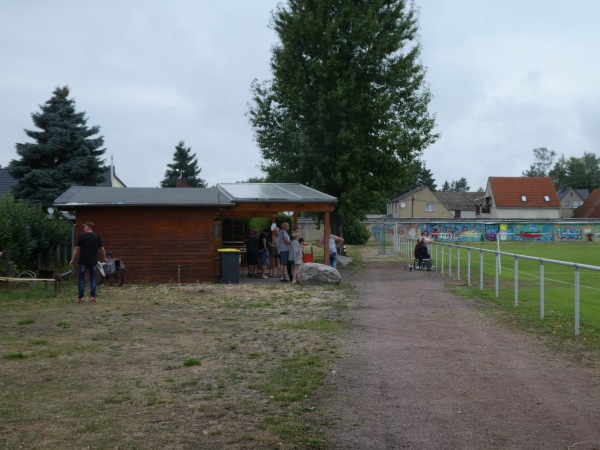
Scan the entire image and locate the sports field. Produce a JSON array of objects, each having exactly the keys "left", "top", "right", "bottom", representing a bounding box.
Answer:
[{"left": 428, "top": 241, "right": 600, "bottom": 338}]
